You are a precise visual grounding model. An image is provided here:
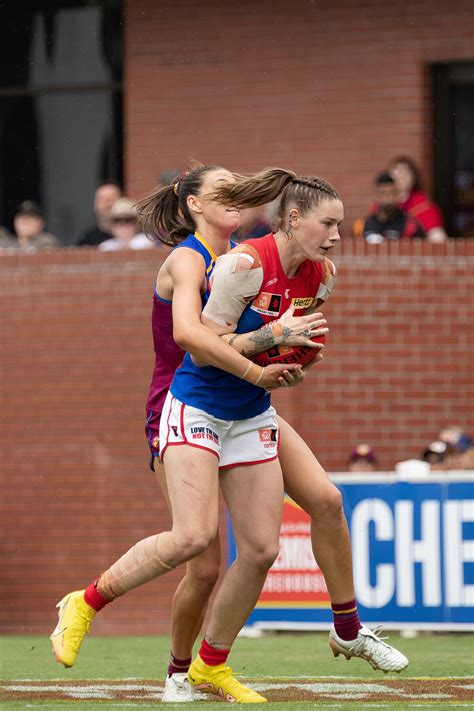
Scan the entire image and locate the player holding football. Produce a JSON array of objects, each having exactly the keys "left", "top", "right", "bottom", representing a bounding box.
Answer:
[
  {"left": 51, "top": 165, "right": 408, "bottom": 703},
  {"left": 179, "top": 168, "right": 407, "bottom": 699}
]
